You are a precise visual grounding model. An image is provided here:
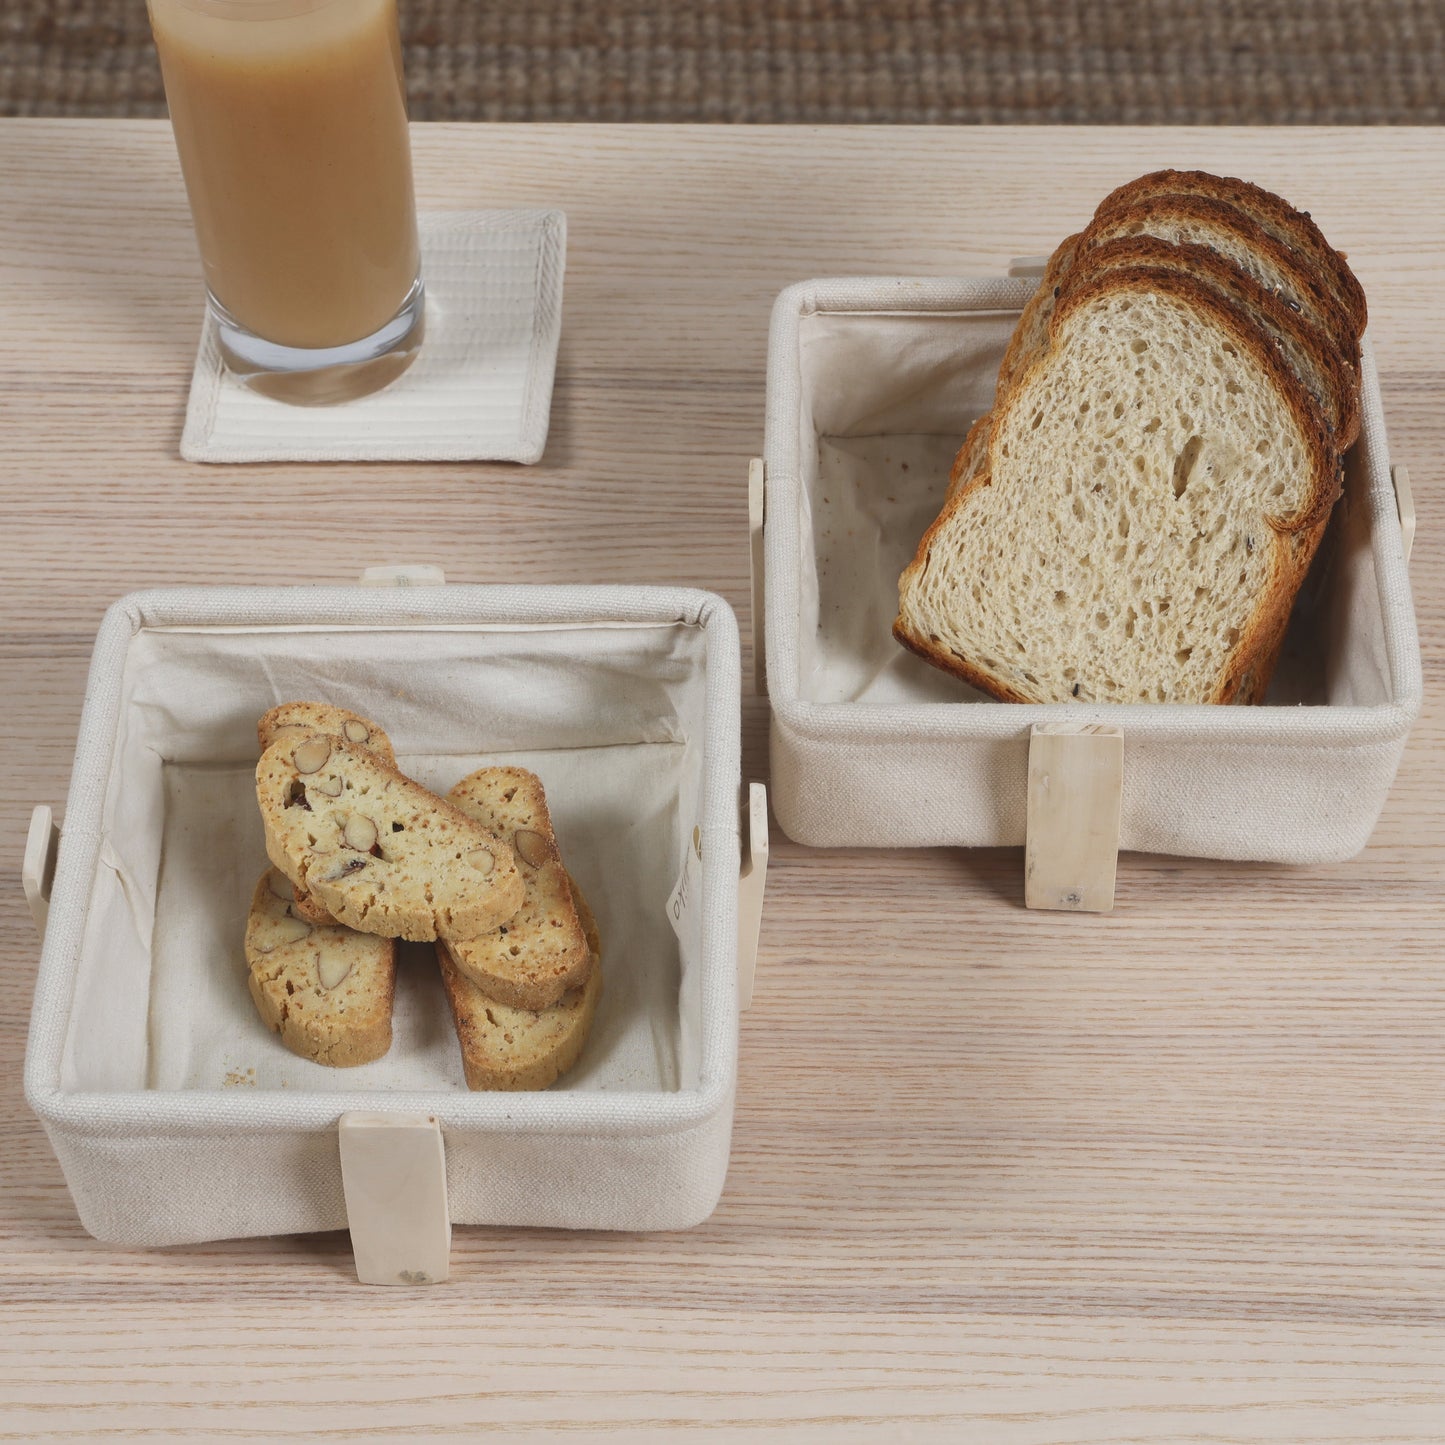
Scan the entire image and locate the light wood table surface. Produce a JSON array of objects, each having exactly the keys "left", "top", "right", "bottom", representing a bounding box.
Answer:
[{"left": 1, "top": 121, "right": 1443, "bottom": 1441}]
